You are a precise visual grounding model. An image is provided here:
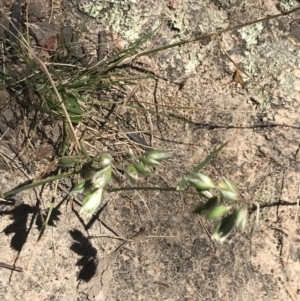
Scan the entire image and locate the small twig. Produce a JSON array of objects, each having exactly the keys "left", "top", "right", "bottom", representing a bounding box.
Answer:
[
  {"left": 87, "top": 234, "right": 132, "bottom": 242},
  {"left": 135, "top": 190, "right": 156, "bottom": 226},
  {"left": 22, "top": 270, "right": 43, "bottom": 288},
  {"left": 0, "top": 262, "right": 23, "bottom": 272},
  {"left": 131, "top": 86, "right": 154, "bottom": 146},
  {"left": 24, "top": 0, "right": 29, "bottom": 42},
  {"left": 194, "top": 289, "right": 205, "bottom": 300},
  {"left": 108, "top": 185, "right": 177, "bottom": 193},
  {"left": 49, "top": 0, "right": 54, "bottom": 23},
  {"left": 145, "top": 235, "right": 177, "bottom": 238},
  {"left": 0, "top": 41, "right": 4, "bottom": 86},
  {"left": 34, "top": 160, "right": 58, "bottom": 181}
]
